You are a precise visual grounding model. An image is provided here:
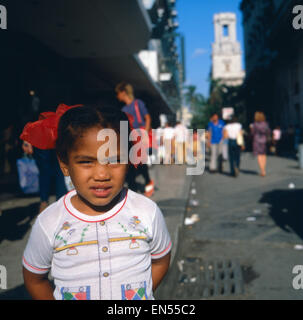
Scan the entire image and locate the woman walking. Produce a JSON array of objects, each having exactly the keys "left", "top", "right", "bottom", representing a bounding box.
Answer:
[
  {"left": 223, "top": 116, "right": 244, "bottom": 177},
  {"left": 250, "top": 111, "right": 271, "bottom": 177}
]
